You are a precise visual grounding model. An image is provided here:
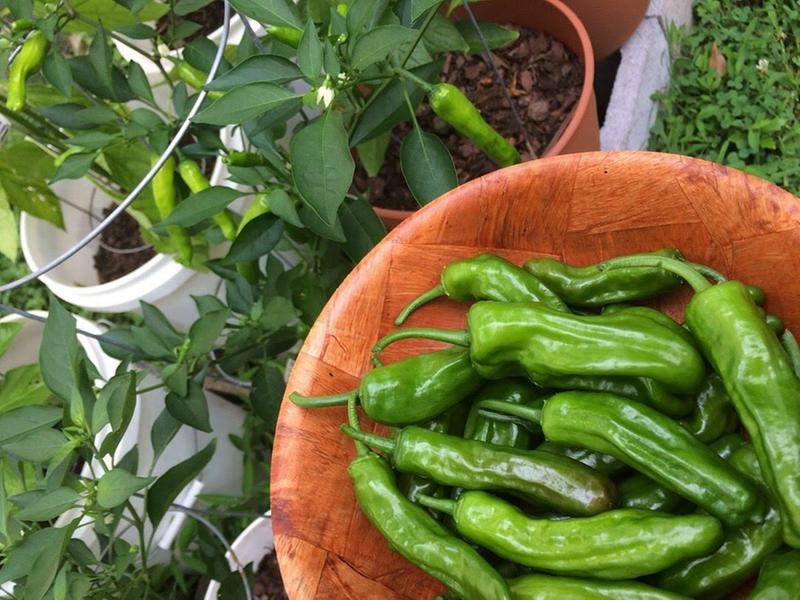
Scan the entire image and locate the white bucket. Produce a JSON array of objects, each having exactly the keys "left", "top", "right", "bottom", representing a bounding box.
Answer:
[{"left": 204, "top": 515, "right": 274, "bottom": 599}]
